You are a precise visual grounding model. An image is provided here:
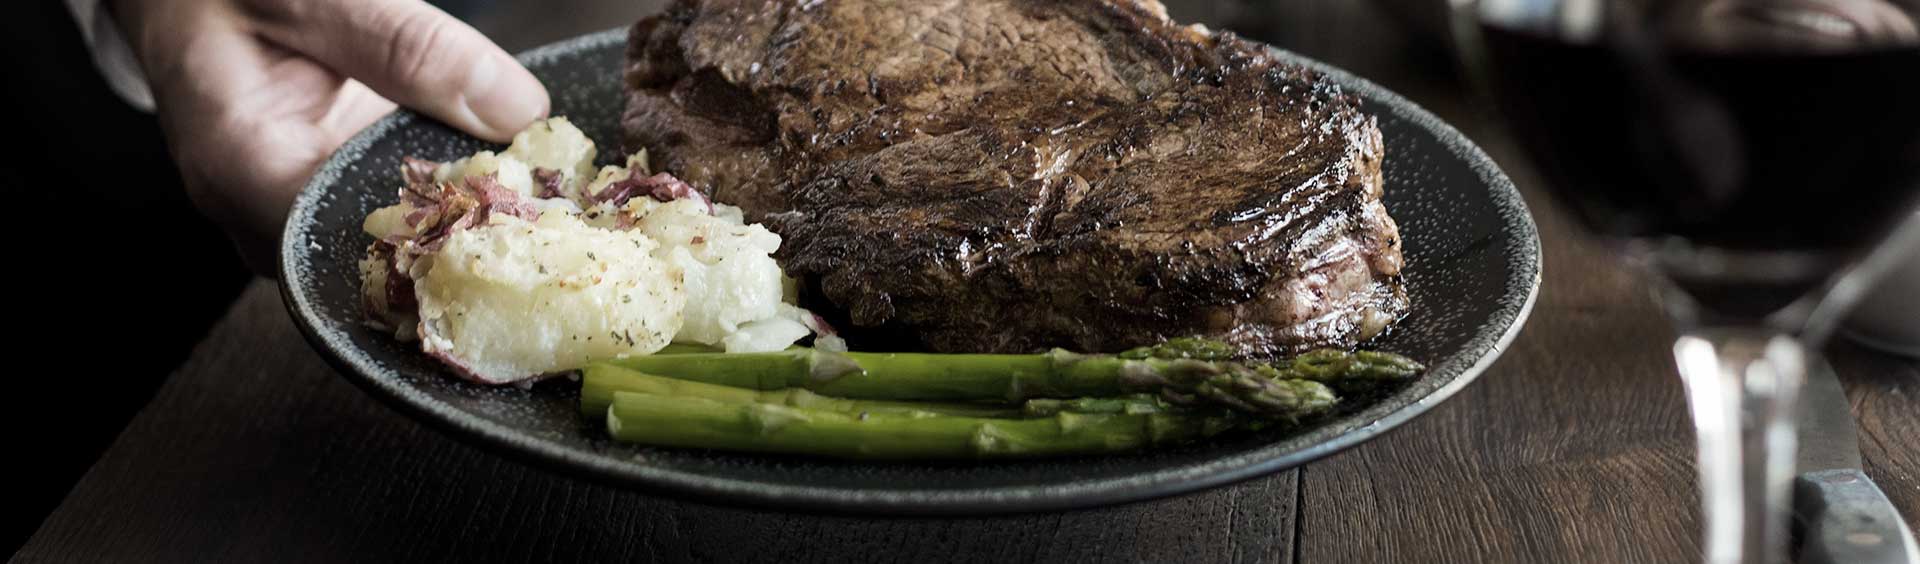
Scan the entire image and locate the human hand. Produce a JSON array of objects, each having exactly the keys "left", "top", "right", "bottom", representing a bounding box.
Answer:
[{"left": 109, "top": 0, "right": 551, "bottom": 273}]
